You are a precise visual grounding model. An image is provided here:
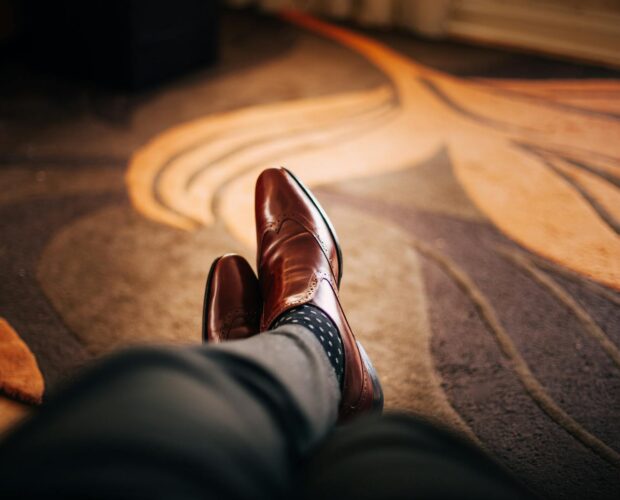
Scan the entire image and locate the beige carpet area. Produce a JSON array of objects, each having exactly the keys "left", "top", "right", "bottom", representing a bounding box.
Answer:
[{"left": 1, "top": 9, "right": 619, "bottom": 499}]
